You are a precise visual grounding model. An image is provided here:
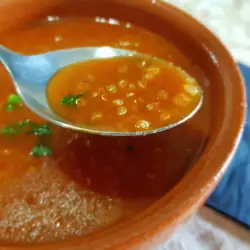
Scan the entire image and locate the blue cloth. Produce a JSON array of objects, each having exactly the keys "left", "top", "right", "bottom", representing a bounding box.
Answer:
[{"left": 207, "top": 64, "right": 250, "bottom": 228}]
